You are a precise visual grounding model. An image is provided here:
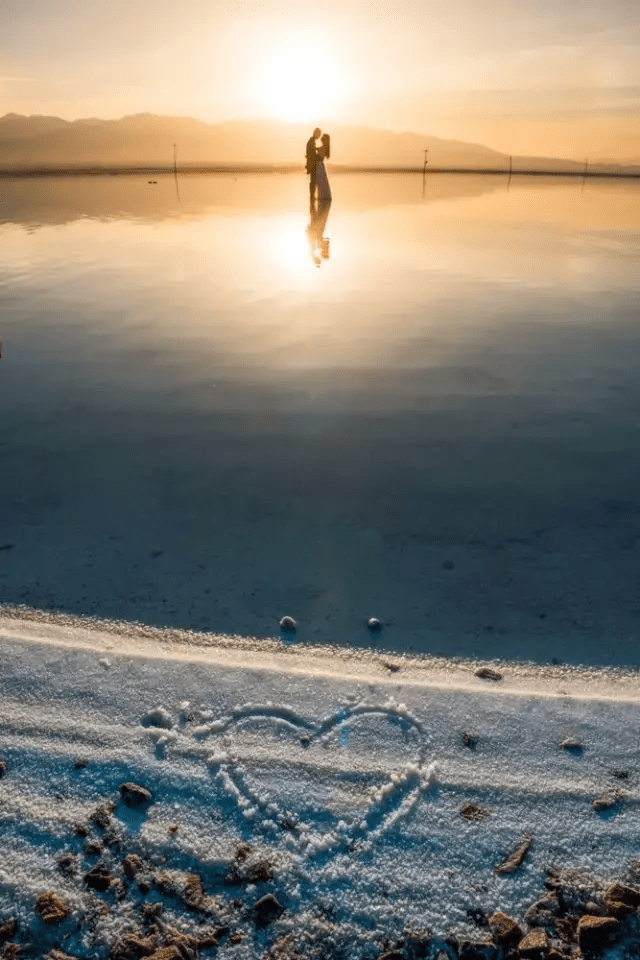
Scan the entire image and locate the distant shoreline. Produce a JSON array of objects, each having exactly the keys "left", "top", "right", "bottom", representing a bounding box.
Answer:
[{"left": 1, "top": 163, "right": 639, "bottom": 179}]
